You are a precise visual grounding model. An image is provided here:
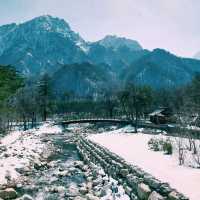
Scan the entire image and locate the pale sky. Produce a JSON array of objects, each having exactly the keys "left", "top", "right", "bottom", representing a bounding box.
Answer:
[{"left": 0, "top": 0, "right": 199, "bottom": 58}]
